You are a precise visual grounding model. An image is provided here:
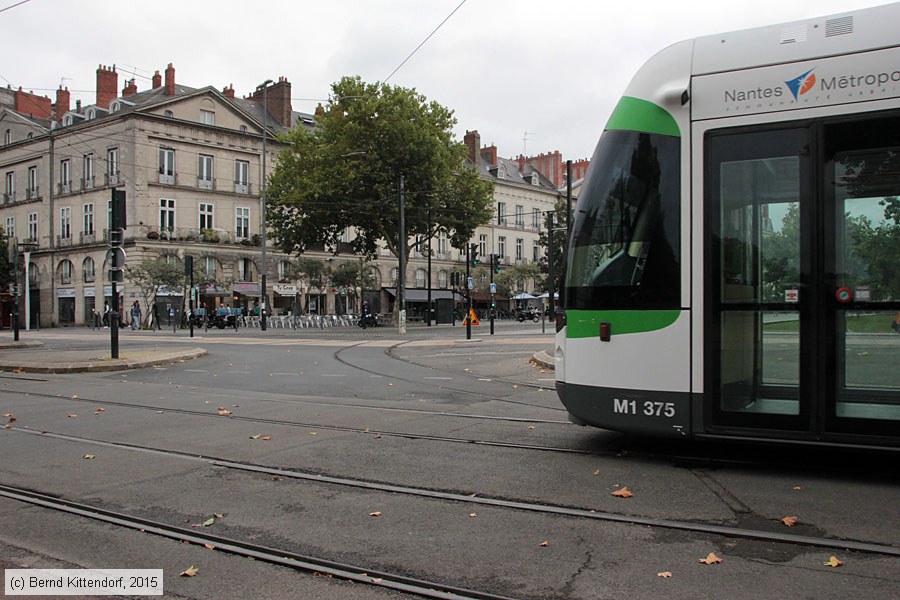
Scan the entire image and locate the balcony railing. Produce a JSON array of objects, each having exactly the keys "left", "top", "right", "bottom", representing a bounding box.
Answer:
[
  {"left": 106, "top": 172, "right": 120, "bottom": 186},
  {"left": 2, "top": 192, "right": 13, "bottom": 203},
  {"left": 57, "top": 235, "right": 72, "bottom": 247},
  {"left": 81, "top": 176, "right": 95, "bottom": 190},
  {"left": 234, "top": 181, "right": 251, "bottom": 194},
  {"left": 198, "top": 177, "right": 214, "bottom": 190},
  {"left": 80, "top": 232, "right": 96, "bottom": 245},
  {"left": 26, "top": 187, "right": 39, "bottom": 200},
  {"left": 58, "top": 181, "right": 71, "bottom": 195},
  {"left": 158, "top": 172, "right": 176, "bottom": 185}
]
